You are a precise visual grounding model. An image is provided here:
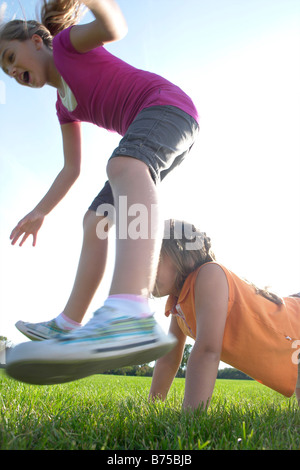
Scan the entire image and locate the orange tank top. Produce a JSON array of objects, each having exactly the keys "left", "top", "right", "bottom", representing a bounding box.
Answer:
[{"left": 165, "top": 262, "right": 300, "bottom": 397}]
